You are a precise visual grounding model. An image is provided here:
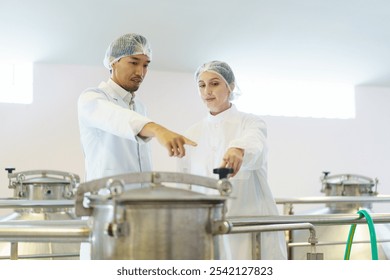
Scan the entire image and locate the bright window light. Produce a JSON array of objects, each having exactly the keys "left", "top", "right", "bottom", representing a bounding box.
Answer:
[
  {"left": 0, "top": 62, "right": 33, "bottom": 104},
  {"left": 234, "top": 78, "right": 355, "bottom": 119}
]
